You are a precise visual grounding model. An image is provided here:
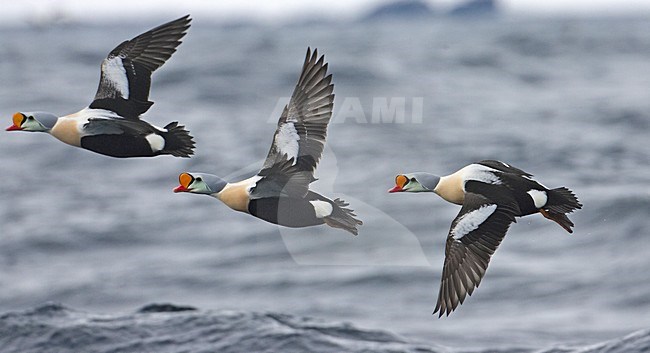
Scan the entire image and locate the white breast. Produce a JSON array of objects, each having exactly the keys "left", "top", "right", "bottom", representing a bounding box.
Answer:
[
  {"left": 50, "top": 109, "right": 92, "bottom": 146},
  {"left": 214, "top": 175, "right": 264, "bottom": 212}
]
